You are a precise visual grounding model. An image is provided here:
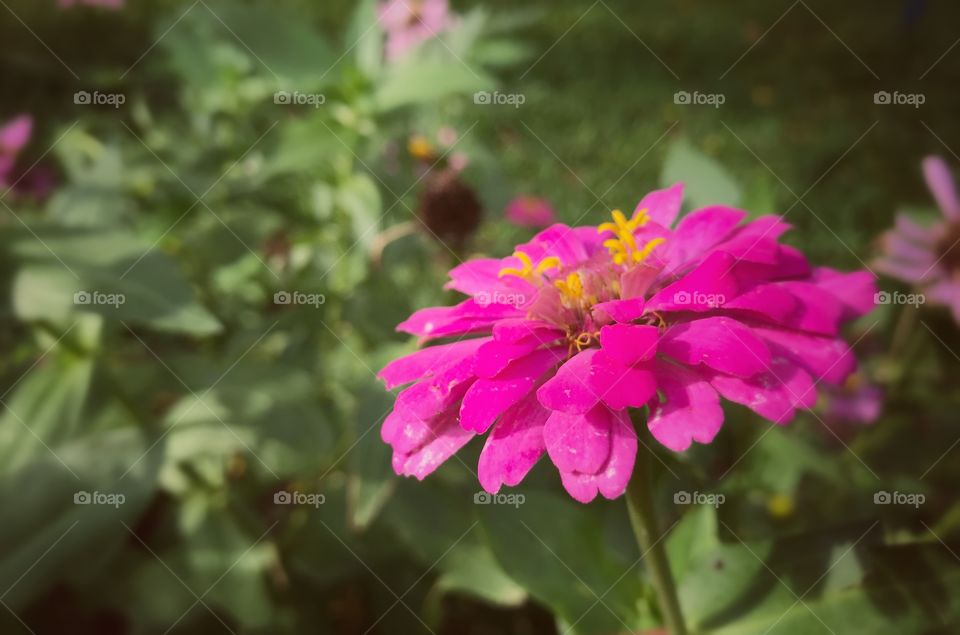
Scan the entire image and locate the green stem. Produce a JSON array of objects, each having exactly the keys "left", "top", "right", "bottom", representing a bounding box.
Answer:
[{"left": 625, "top": 439, "right": 688, "bottom": 635}]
